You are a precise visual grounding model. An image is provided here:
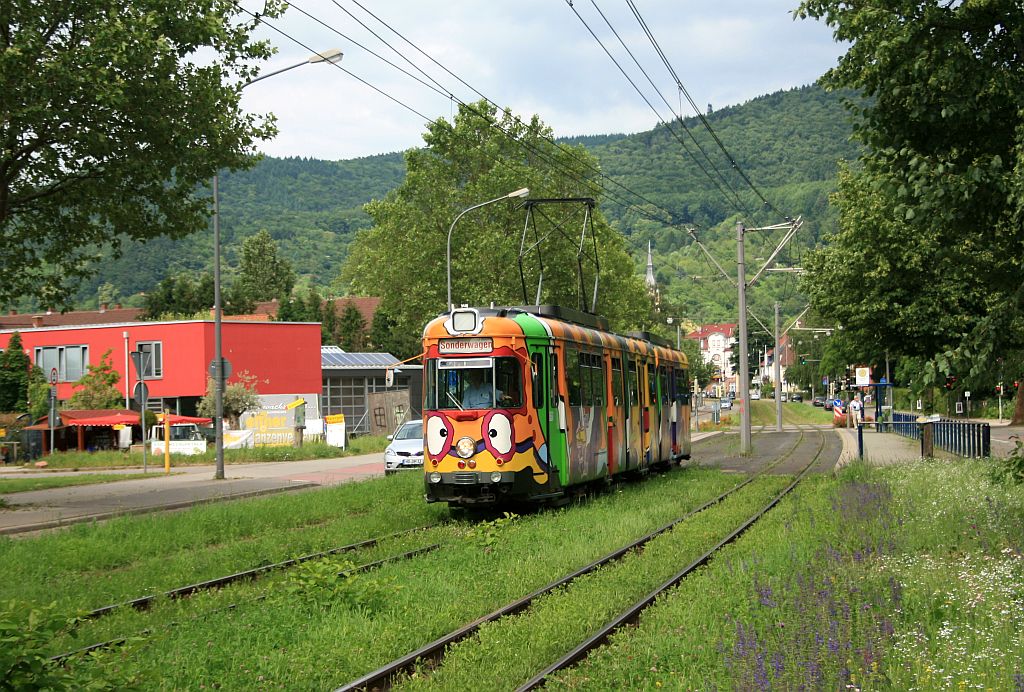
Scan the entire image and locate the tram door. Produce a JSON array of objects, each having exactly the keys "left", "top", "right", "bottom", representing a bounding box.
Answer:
[
  {"left": 625, "top": 357, "right": 643, "bottom": 470},
  {"left": 607, "top": 355, "right": 625, "bottom": 475},
  {"left": 530, "top": 345, "right": 566, "bottom": 489}
]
